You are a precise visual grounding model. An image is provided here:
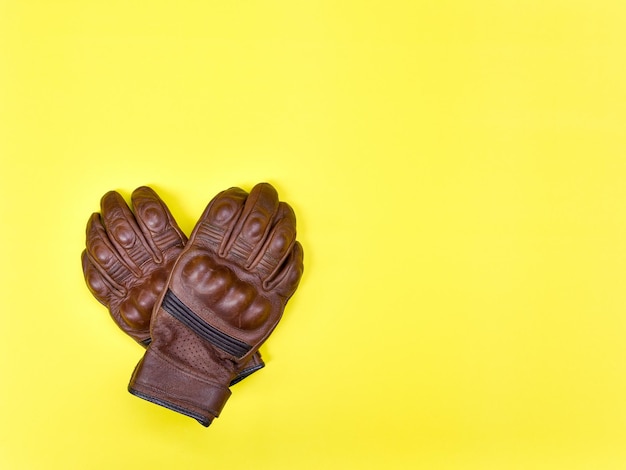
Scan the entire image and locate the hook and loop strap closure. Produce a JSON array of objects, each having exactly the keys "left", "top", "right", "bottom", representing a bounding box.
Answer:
[{"left": 161, "top": 289, "right": 252, "bottom": 359}]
